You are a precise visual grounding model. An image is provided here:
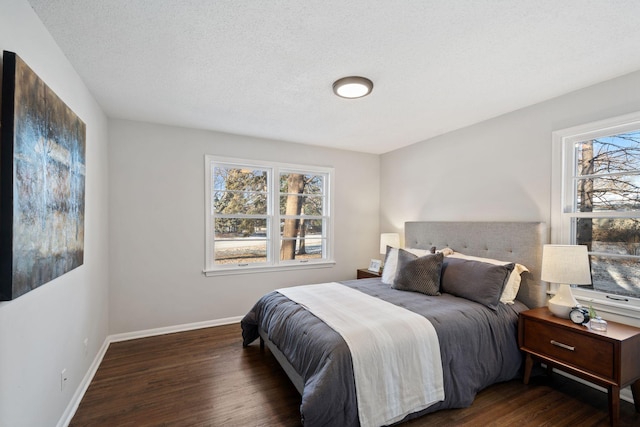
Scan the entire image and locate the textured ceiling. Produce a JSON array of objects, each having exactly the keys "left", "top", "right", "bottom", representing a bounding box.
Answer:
[{"left": 27, "top": 0, "right": 640, "bottom": 154}]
